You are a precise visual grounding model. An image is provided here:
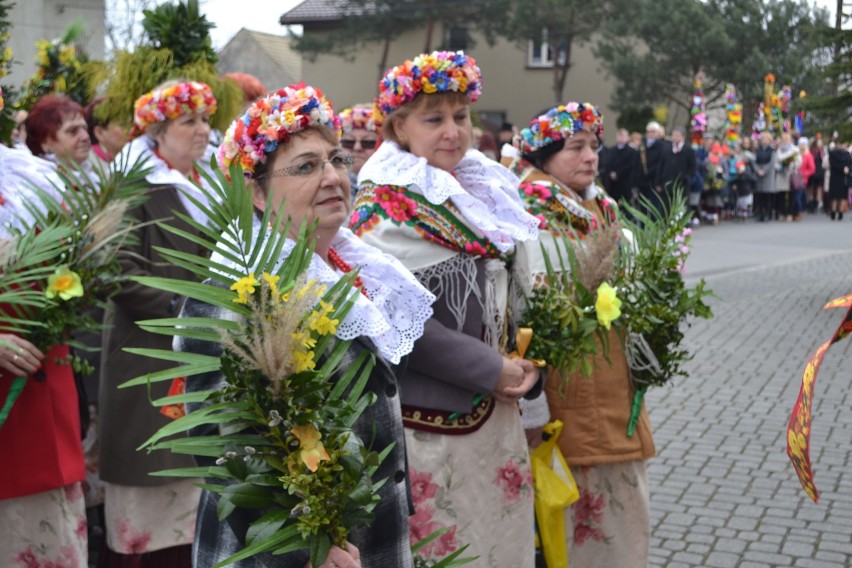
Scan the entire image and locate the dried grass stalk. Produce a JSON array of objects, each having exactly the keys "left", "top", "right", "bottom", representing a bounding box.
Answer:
[
  {"left": 220, "top": 275, "right": 318, "bottom": 397},
  {"left": 572, "top": 221, "right": 622, "bottom": 291},
  {"left": 80, "top": 200, "right": 129, "bottom": 257}
]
